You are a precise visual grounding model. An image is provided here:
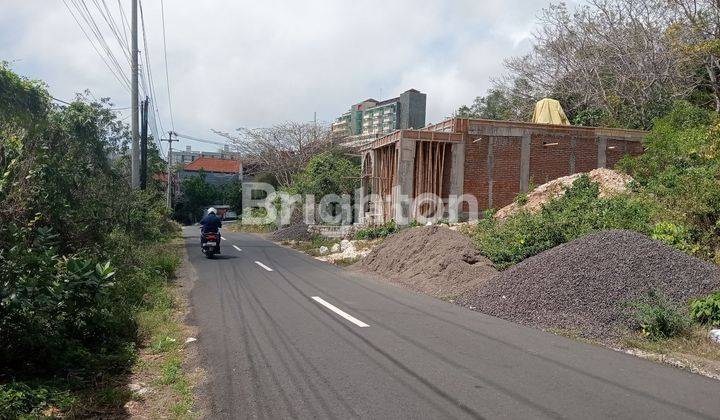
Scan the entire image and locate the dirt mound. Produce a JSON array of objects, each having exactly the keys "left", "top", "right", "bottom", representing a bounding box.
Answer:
[
  {"left": 495, "top": 168, "right": 632, "bottom": 220},
  {"left": 269, "top": 222, "right": 312, "bottom": 242},
  {"left": 460, "top": 230, "right": 720, "bottom": 338},
  {"left": 353, "top": 226, "right": 497, "bottom": 298}
]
